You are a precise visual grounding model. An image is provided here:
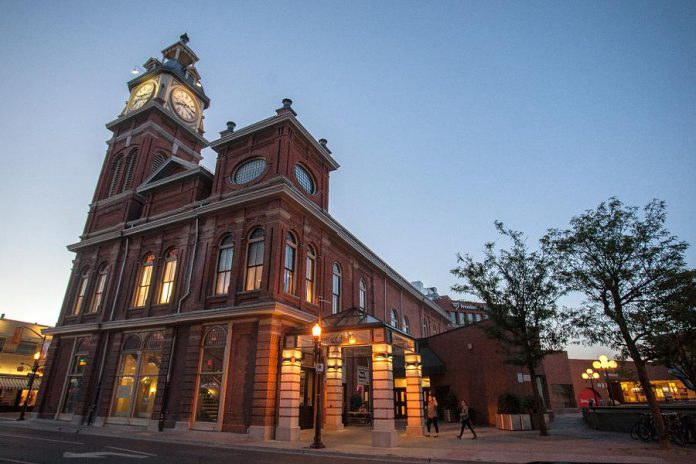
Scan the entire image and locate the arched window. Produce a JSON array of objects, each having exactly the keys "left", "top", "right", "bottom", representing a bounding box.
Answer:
[
  {"left": 305, "top": 245, "right": 316, "bottom": 303},
  {"left": 423, "top": 318, "right": 430, "bottom": 337},
  {"left": 359, "top": 278, "right": 367, "bottom": 311},
  {"left": 61, "top": 337, "right": 91, "bottom": 415},
  {"left": 390, "top": 308, "right": 399, "bottom": 328},
  {"left": 150, "top": 153, "right": 166, "bottom": 175},
  {"left": 133, "top": 254, "right": 155, "bottom": 308},
  {"left": 157, "top": 249, "right": 177, "bottom": 305},
  {"left": 72, "top": 269, "right": 90, "bottom": 315},
  {"left": 331, "top": 263, "right": 342, "bottom": 314},
  {"left": 88, "top": 264, "right": 108, "bottom": 313},
  {"left": 403, "top": 315, "right": 410, "bottom": 334},
  {"left": 195, "top": 326, "right": 228, "bottom": 423},
  {"left": 108, "top": 156, "right": 124, "bottom": 196},
  {"left": 111, "top": 331, "right": 163, "bottom": 420},
  {"left": 283, "top": 232, "right": 297, "bottom": 294},
  {"left": 245, "top": 228, "right": 265, "bottom": 291},
  {"left": 121, "top": 150, "right": 137, "bottom": 191},
  {"left": 214, "top": 235, "right": 234, "bottom": 295}
]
